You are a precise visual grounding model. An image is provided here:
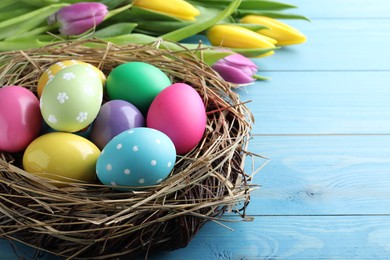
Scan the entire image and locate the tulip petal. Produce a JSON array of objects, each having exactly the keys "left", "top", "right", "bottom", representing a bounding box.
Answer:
[
  {"left": 212, "top": 63, "right": 255, "bottom": 84},
  {"left": 133, "top": 0, "right": 200, "bottom": 21},
  {"left": 162, "top": 0, "right": 242, "bottom": 41},
  {"left": 223, "top": 53, "right": 258, "bottom": 69},
  {"left": 207, "top": 24, "right": 276, "bottom": 50},
  {"left": 59, "top": 18, "right": 102, "bottom": 36},
  {"left": 55, "top": 3, "right": 108, "bottom": 24},
  {"left": 50, "top": 2, "right": 108, "bottom": 36},
  {"left": 240, "top": 15, "right": 306, "bottom": 46}
]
